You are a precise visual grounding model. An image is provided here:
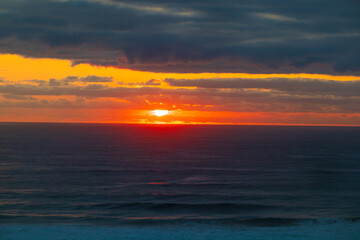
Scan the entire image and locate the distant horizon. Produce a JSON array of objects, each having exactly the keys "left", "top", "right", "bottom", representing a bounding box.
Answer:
[{"left": 1, "top": 121, "right": 359, "bottom": 127}]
